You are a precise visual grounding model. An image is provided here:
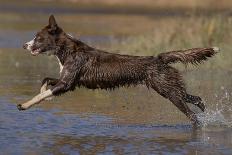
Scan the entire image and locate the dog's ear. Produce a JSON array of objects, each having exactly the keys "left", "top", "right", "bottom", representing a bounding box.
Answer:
[{"left": 48, "top": 15, "right": 58, "bottom": 34}]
